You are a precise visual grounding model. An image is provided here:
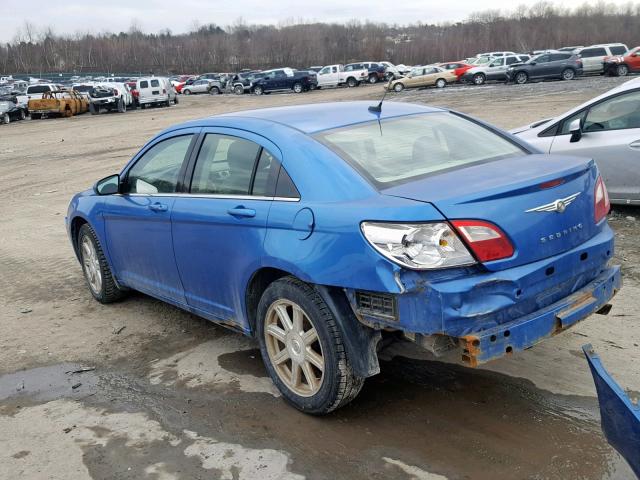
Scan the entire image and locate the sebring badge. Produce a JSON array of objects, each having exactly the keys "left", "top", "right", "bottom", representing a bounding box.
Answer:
[{"left": 525, "top": 192, "right": 581, "bottom": 213}]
